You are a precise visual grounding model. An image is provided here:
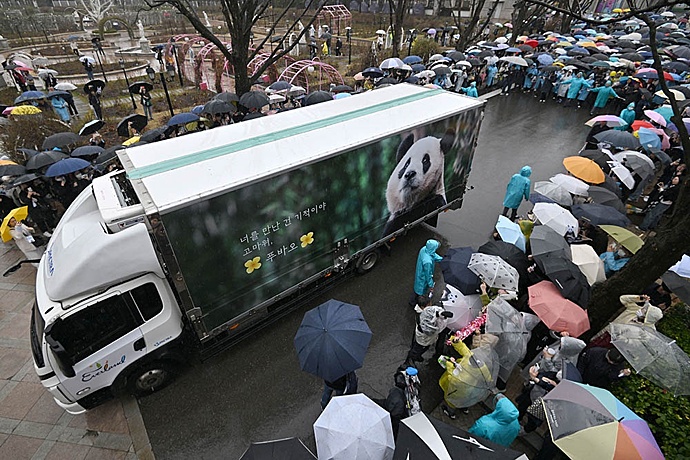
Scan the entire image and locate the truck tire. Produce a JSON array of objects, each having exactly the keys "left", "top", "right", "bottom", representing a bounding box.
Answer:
[
  {"left": 356, "top": 249, "right": 379, "bottom": 274},
  {"left": 126, "top": 360, "right": 177, "bottom": 397}
]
